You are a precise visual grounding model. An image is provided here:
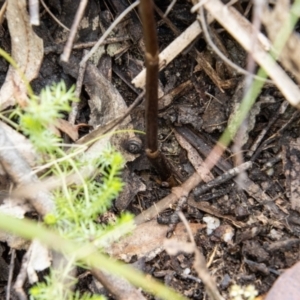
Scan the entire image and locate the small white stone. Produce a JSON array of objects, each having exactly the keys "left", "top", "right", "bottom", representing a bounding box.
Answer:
[
  {"left": 183, "top": 268, "right": 191, "bottom": 275},
  {"left": 203, "top": 216, "right": 220, "bottom": 235}
]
